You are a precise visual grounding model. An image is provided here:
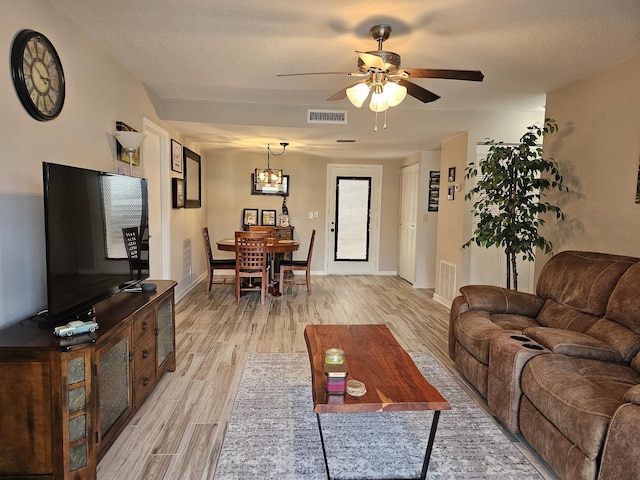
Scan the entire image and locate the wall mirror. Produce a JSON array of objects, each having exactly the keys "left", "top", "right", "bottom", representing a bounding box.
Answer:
[{"left": 184, "top": 147, "right": 201, "bottom": 208}]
